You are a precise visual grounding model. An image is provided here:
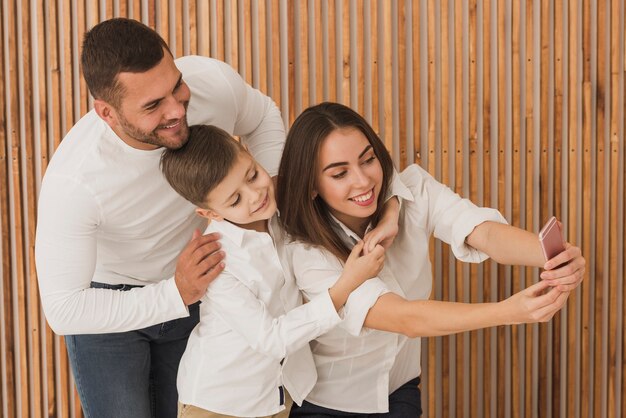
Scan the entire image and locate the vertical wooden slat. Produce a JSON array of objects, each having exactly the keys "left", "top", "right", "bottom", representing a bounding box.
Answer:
[
  {"left": 594, "top": 1, "right": 608, "bottom": 416},
  {"left": 454, "top": 2, "right": 466, "bottom": 416},
  {"left": 411, "top": 0, "right": 420, "bottom": 167},
  {"left": 608, "top": 0, "right": 621, "bottom": 417},
  {"left": 567, "top": 2, "right": 581, "bottom": 415},
  {"left": 368, "top": 0, "right": 378, "bottom": 131},
  {"left": 468, "top": 0, "right": 480, "bottom": 414},
  {"left": 426, "top": 1, "right": 437, "bottom": 416},
  {"left": 0, "top": 2, "right": 15, "bottom": 418},
  {"left": 341, "top": 0, "right": 350, "bottom": 106},
  {"left": 553, "top": 1, "right": 565, "bottom": 414},
  {"left": 580, "top": 0, "right": 593, "bottom": 416},
  {"left": 496, "top": 2, "right": 508, "bottom": 416},
  {"left": 440, "top": 2, "right": 452, "bottom": 416},
  {"left": 481, "top": 0, "right": 494, "bottom": 415},
  {"left": 523, "top": 1, "right": 535, "bottom": 415},
  {"left": 36, "top": 3, "right": 55, "bottom": 418}
]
